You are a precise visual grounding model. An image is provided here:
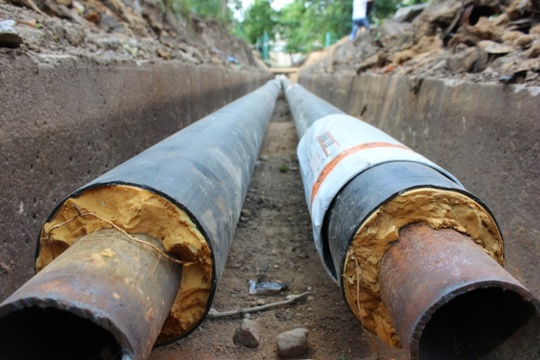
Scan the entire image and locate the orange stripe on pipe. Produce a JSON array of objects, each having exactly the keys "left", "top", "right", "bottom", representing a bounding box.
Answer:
[{"left": 310, "top": 142, "right": 411, "bottom": 204}]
